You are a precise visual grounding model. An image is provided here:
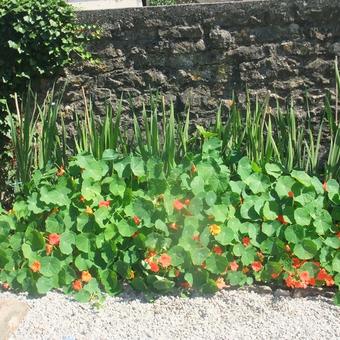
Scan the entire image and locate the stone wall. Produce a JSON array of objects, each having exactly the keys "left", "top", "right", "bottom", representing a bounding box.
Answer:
[{"left": 58, "top": 0, "right": 340, "bottom": 117}]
